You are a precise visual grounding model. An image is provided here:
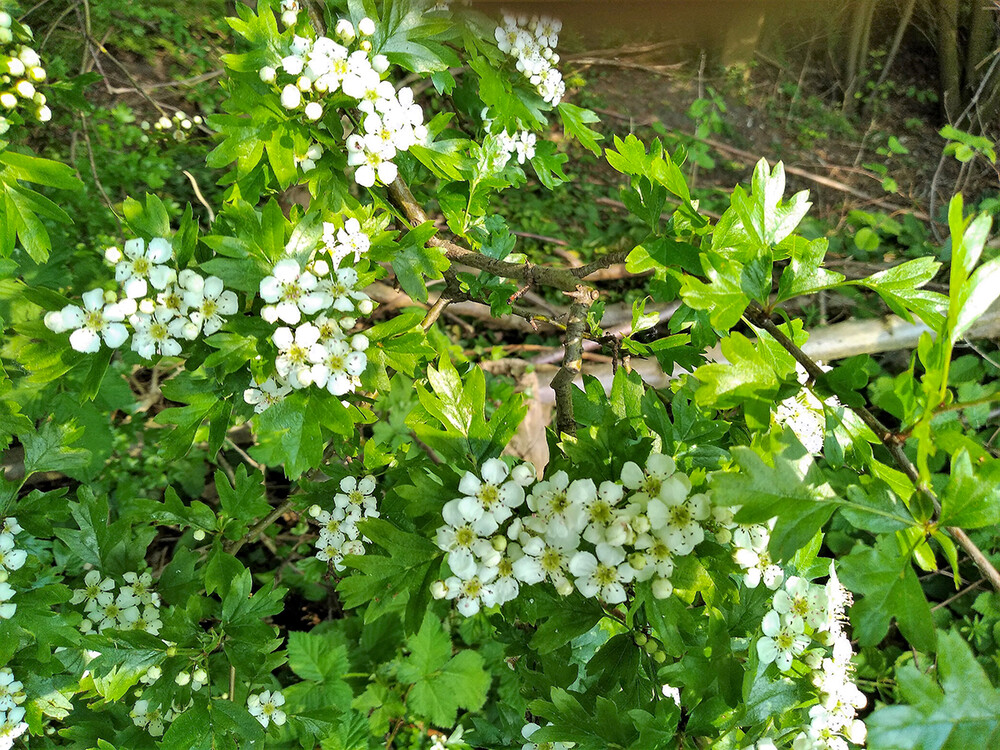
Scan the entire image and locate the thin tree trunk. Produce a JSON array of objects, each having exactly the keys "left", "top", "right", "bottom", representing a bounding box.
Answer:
[
  {"left": 842, "top": 0, "right": 877, "bottom": 112},
  {"left": 876, "top": 0, "right": 918, "bottom": 88},
  {"left": 936, "top": 0, "right": 962, "bottom": 120},
  {"left": 964, "top": 0, "right": 994, "bottom": 88}
]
